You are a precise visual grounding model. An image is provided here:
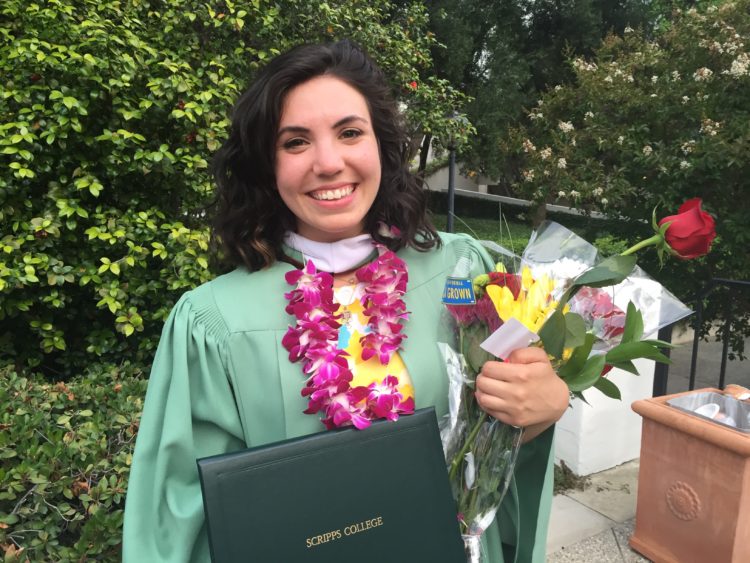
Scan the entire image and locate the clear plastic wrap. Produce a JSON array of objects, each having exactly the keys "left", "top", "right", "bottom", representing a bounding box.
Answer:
[
  {"left": 439, "top": 243, "right": 524, "bottom": 562},
  {"left": 439, "top": 342, "right": 523, "bottom": 561},
  {"left": 522, "top": 221, "right": 692, "bottom": 351}
]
